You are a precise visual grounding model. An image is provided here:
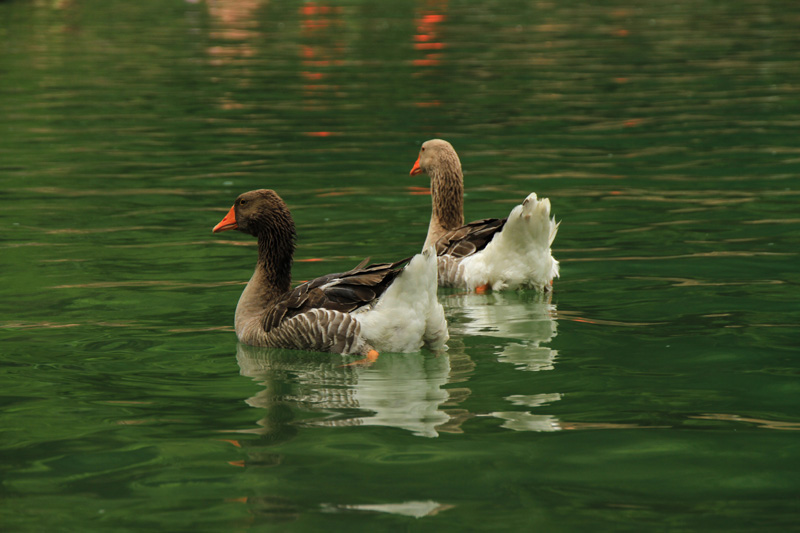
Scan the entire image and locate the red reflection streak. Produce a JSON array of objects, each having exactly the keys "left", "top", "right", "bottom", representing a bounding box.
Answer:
[
  {"left": 301, "top": 3, "right": 340, "bottom": 16},
  {"left": 300, "top": 2, "right": 344, "bottom": 134},
  {"left": 420, "top": 13, "right": 445, "bottom": 24},
  {"left": 414, "top": 42, "right": 445, "bottom": 50},
  {"left": 413, "top": 57, "right": 442, "bottom": 67},
  {"left": 413, "top": 1, "right": 448, "bottom": 71}
]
